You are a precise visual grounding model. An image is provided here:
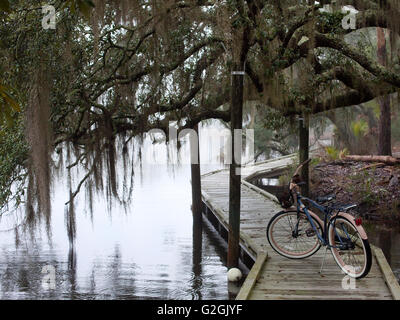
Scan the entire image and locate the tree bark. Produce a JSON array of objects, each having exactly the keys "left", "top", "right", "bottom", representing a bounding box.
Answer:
[
  {"left": 299, "top": 115, "right": 310, "bottom": 197},
  {"left": 345, "top": 155, "right": 400, "bottom": 164},
  {"left": 377, "top": 28, "right": 392, "bottom": 156},
  {"left": 228, "top": 62, "right": 244, "bottom": 269}
]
